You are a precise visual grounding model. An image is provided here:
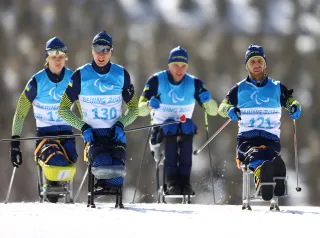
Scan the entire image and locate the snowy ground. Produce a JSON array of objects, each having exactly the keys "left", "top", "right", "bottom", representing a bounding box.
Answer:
[{"left": 1, "top": 202, "right": 319, "bottom": 238}]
